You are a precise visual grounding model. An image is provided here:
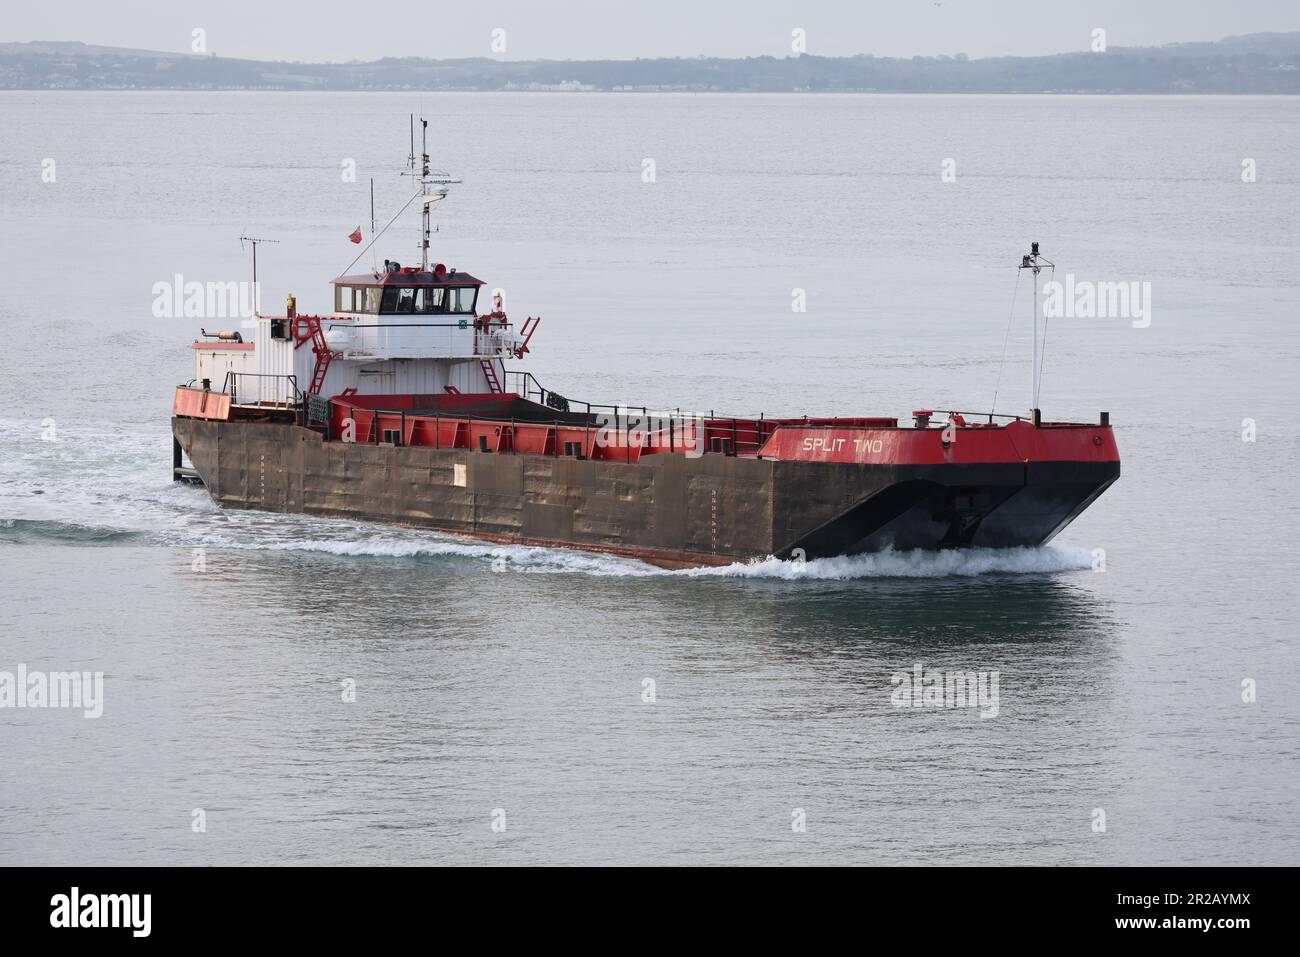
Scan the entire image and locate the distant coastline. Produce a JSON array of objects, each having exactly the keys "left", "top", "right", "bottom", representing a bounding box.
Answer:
[{"left": 3, "top": 33, "right": 1300, "bottom": 94}]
